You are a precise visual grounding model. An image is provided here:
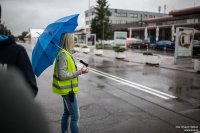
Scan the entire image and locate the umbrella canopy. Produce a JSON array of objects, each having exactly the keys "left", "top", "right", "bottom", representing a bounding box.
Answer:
[{"left": 32, "top": 14, "right": 79, "bottom": 77}]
